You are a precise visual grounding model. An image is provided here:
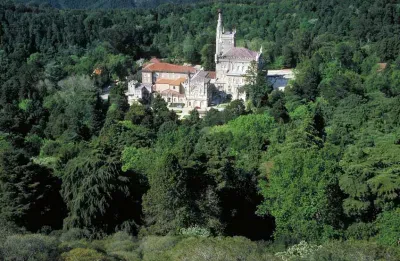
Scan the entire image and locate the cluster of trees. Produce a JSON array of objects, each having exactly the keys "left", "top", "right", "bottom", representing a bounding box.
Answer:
[{"left": 1, "top": 0, "right": 400, "bottom": 259}]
